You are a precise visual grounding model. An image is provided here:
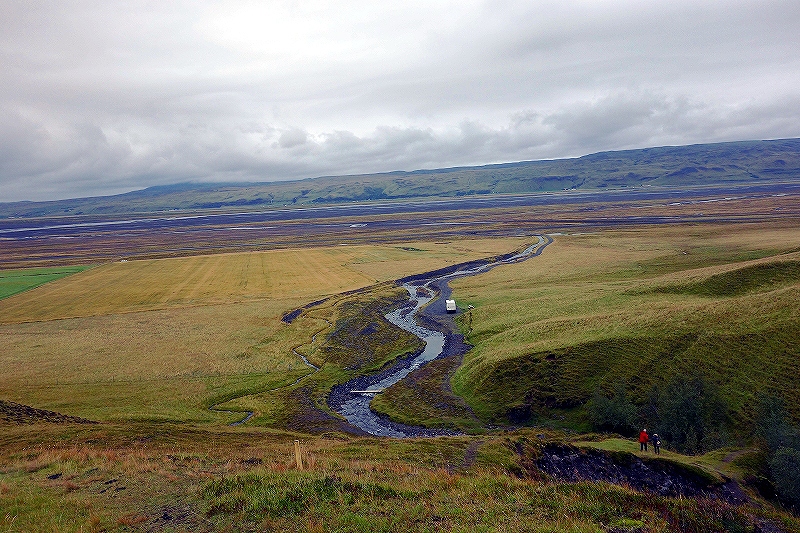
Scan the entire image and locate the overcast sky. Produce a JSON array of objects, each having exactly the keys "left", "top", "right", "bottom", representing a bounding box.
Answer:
[{"left": 1, "top": 0, "right": 799, "bottom": 201}]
